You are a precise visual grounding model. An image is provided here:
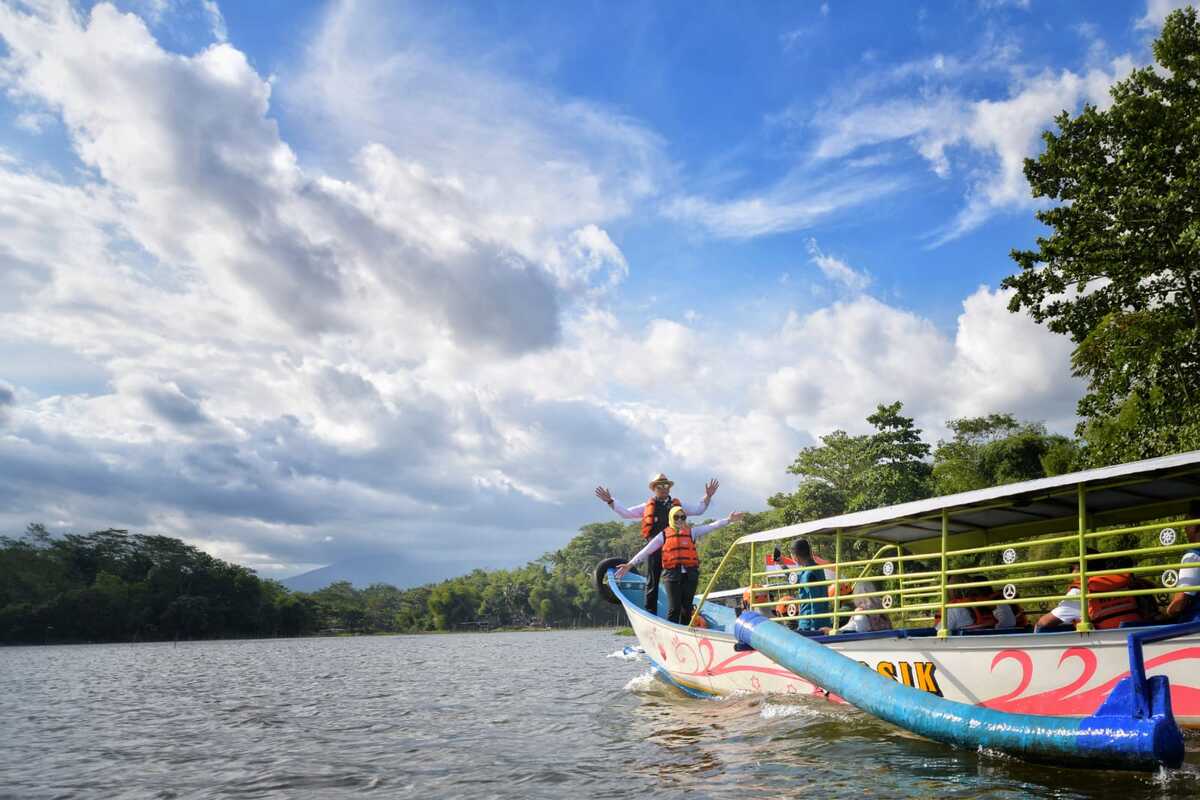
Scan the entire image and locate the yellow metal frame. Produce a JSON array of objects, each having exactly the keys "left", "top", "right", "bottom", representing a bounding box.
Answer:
[{"left": 688, "top": 485, "right": 1200, "bottom": 631}]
